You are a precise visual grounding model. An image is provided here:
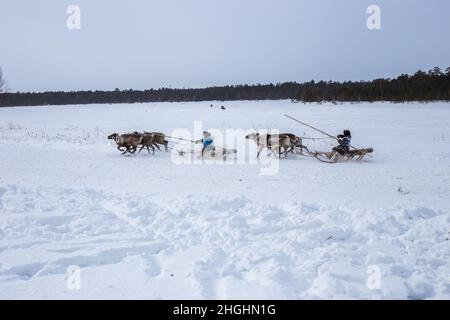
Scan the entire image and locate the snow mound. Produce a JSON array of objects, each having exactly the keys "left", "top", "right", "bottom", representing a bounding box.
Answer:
[
  {"left": 0, "top": 124, "right": 107, "bottom": 147},
  {"left": 1, "top": 184, "right": 449, "bottom": 299}
]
